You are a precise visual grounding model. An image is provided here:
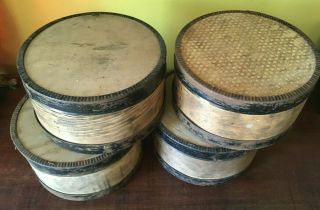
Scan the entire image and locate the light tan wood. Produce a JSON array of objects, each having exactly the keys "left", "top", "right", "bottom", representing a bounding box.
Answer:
[
  {"left": 161, "top": 74, "right": 215, "bottom": 147},
  {"left": 24, "top": 13, "right": 161, "bottom": 96},
  {"left": 31, "top": 142, "right": 141, "bottom": 195},
  {"left": 33, "top": 81, "right": 164, "bottom": 145},
  {"left": 177, "top": 12, "right": 316, "bottom": 97},
  {"left": 17, "top": 99, "right": 96, "bottom": 162},
  {"left": 175, "top": 78, "right": 305, "bottom": 141},
  {"left": 155, "top": 134, "right": 256, "bottom": 180}
]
